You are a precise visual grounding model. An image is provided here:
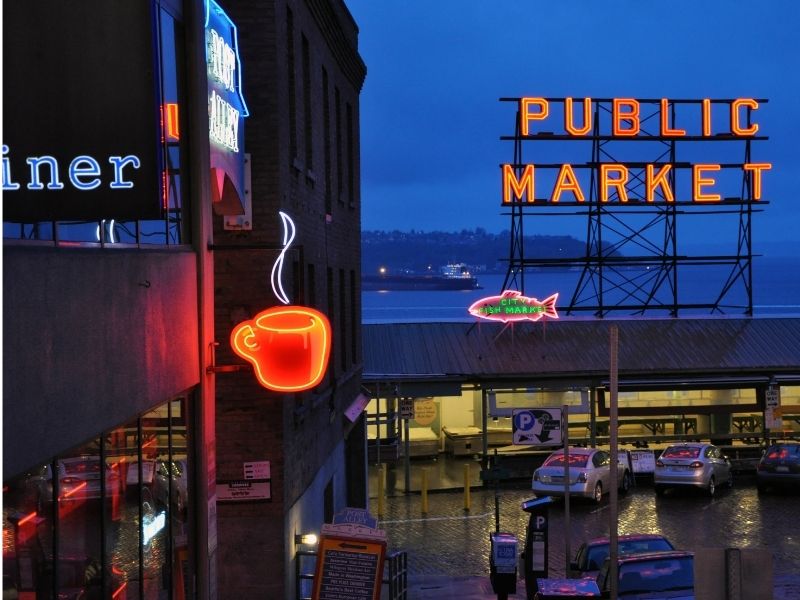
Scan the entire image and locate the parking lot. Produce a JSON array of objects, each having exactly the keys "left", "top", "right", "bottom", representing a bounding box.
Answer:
[{"left": 371, "top": 475, "right": 800, "bottom": 598}]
